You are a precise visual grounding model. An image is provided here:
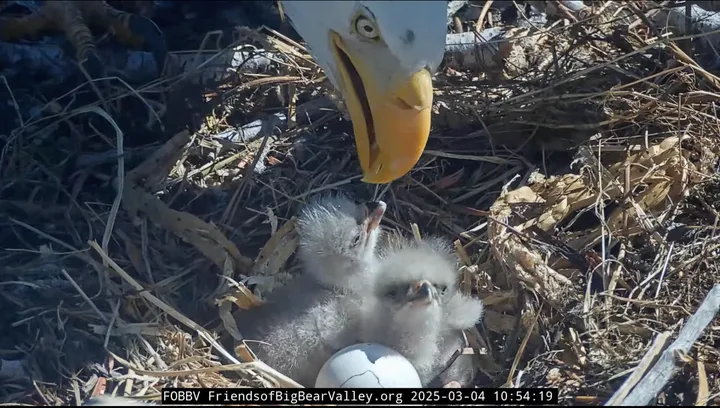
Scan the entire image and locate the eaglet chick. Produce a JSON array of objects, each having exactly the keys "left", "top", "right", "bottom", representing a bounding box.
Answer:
[
  {"left": 234, "top": 194, "right": 386, "bottom": 387},
  {"left": 360, "top": 236, "right": 484, "bottom": 386}
]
